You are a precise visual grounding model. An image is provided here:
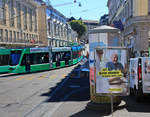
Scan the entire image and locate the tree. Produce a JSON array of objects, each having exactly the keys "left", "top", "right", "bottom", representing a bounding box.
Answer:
[{"left": 69, "top": 20, "right": 87, "bottom": 38}]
